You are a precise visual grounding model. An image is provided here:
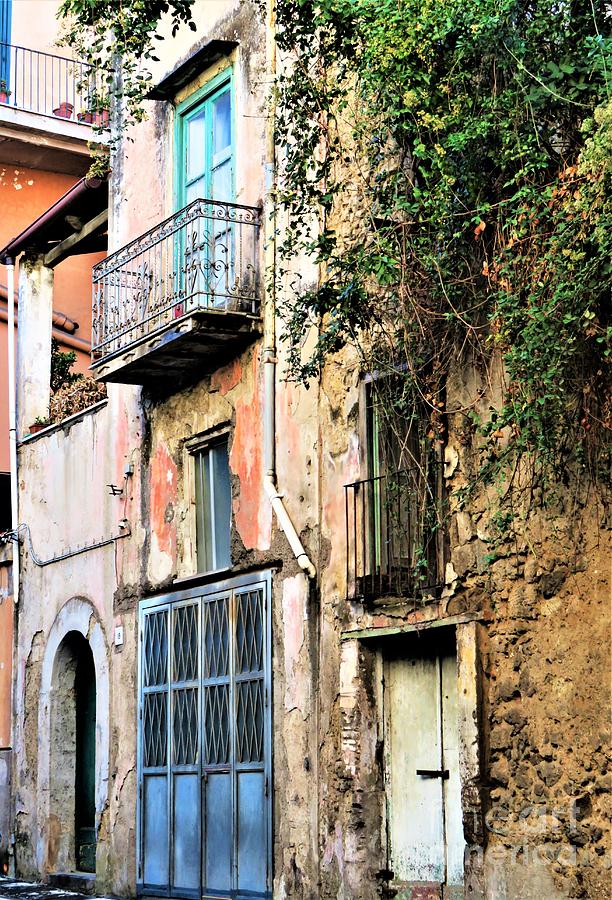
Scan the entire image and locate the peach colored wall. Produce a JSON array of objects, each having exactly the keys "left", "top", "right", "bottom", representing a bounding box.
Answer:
[
  {"left": 10, "top": 0, "right": 64, "bottom": 54},
  {"left": 0, "top": 567, "right": 12, "bottom": 747},
  {"left": 0, "top": 166, "right": 103, "bottom": 472}
]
